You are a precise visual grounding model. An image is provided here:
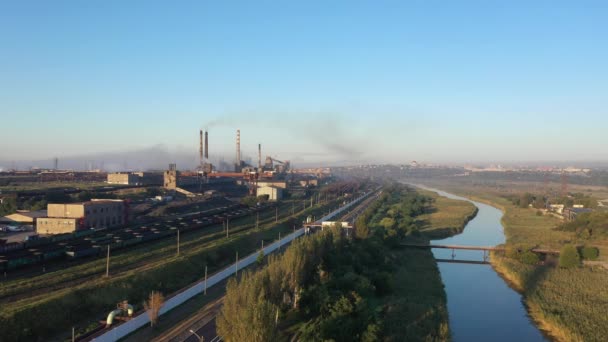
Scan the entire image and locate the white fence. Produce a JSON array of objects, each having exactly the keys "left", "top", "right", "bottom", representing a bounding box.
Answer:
[{"left": 92, "top": 193, "right": 370, "bottom": 342}]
